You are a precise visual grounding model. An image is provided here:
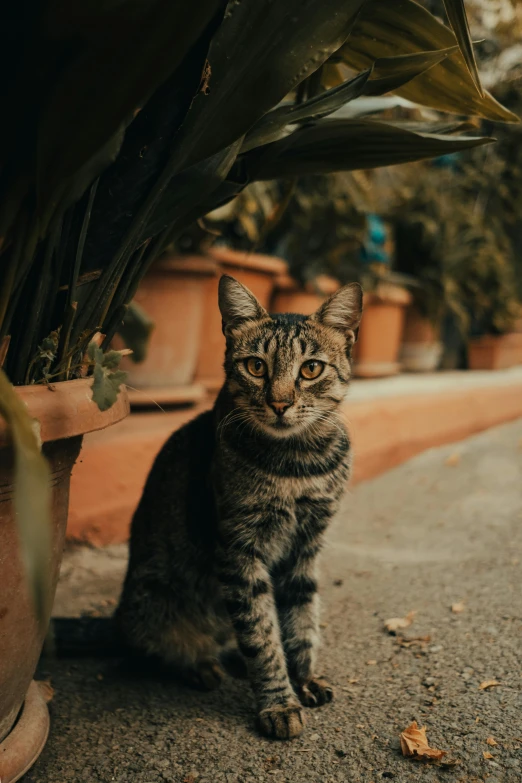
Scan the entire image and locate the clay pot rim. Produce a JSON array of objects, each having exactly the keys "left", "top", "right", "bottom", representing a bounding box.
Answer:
[
  {"left": 0, "top": 681, "right": 49, "bottom": 783},
  {"left": 0, "top": 378, "right": 129, "bottom": 448},
  {"left": 209, "top": 246, "right": 288, "bottom": 276},
  {"left": 364, "top": 283, "right": 412, "bottom": 307},
  {"left": 153, "top": 255, "right": 218, "bottom": 276}
]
